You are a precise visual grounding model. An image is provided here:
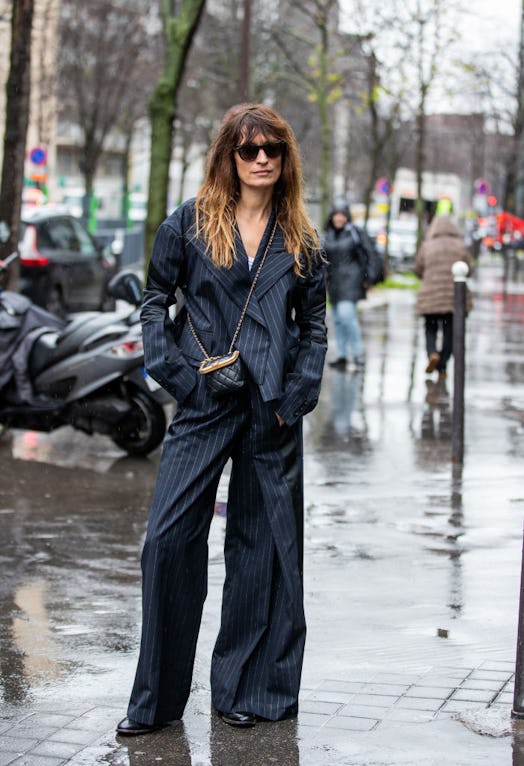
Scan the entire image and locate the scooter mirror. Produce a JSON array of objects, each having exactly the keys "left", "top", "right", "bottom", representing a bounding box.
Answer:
[{"left": 107, "top": 270, "right": 143, "bottom": 306}]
